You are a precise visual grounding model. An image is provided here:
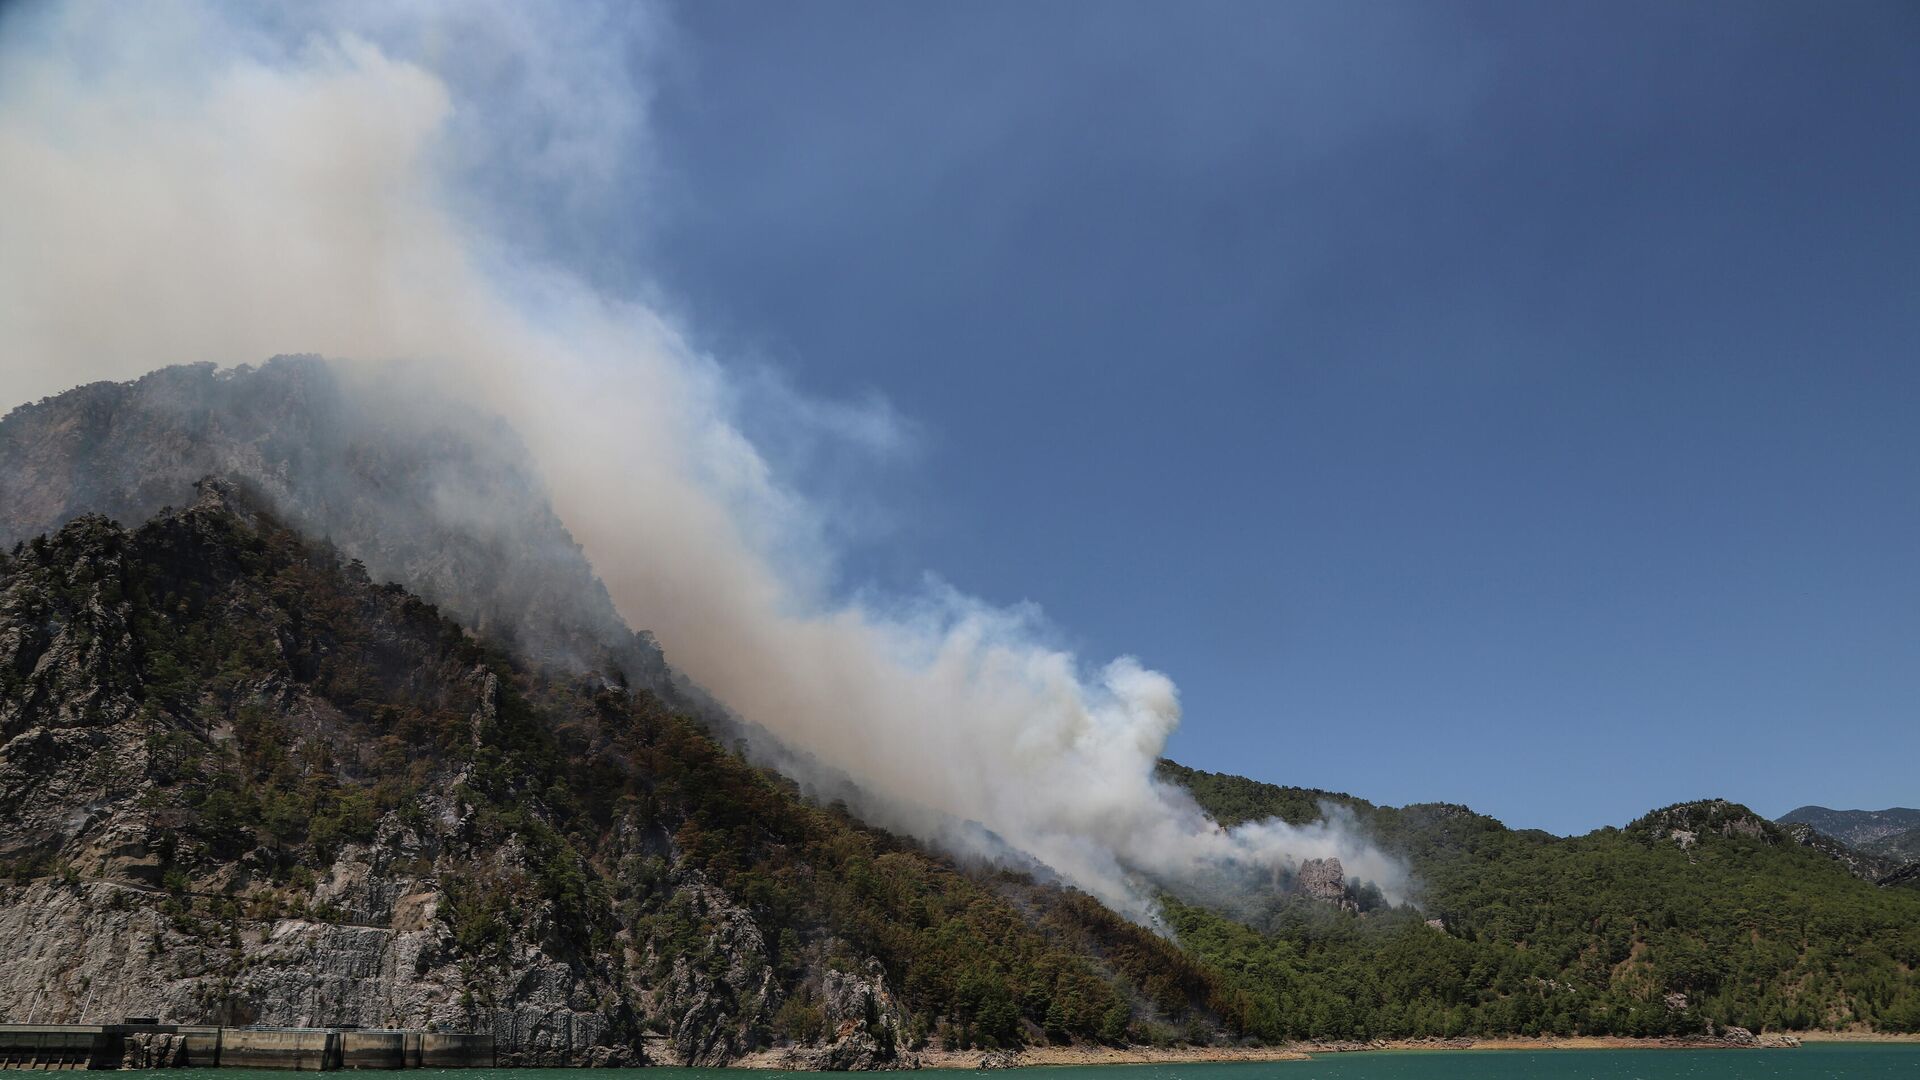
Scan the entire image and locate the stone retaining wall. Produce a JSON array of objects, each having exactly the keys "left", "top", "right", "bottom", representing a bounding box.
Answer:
[{"left": 0, "top": 1024, "right": 493, "bottom": 1071}]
